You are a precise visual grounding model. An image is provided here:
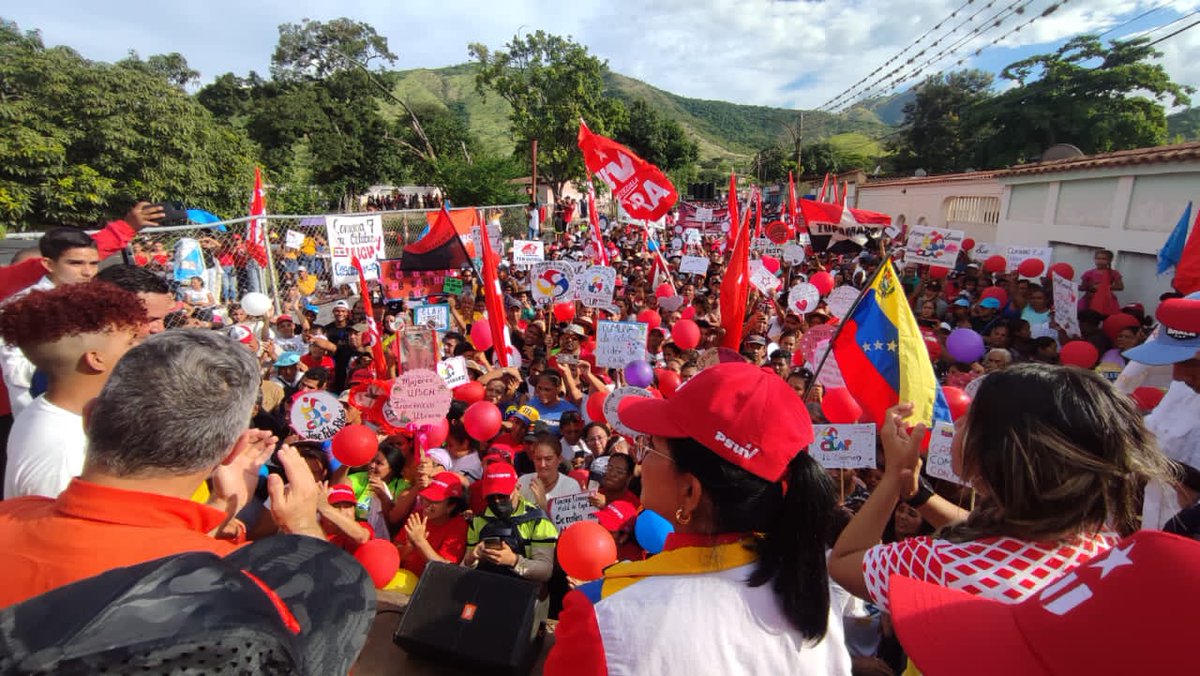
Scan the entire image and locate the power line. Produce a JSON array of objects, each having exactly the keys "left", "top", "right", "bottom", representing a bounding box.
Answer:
[
  {"left": 1124, "top": 8, "right": 1200, "bottom": 40},
  {"left": 1146, "top": 15, "right": 1200, "bottom": 46},
  {"left": 1097, "top": 3, "right": 1171, "bottom": 38}
]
